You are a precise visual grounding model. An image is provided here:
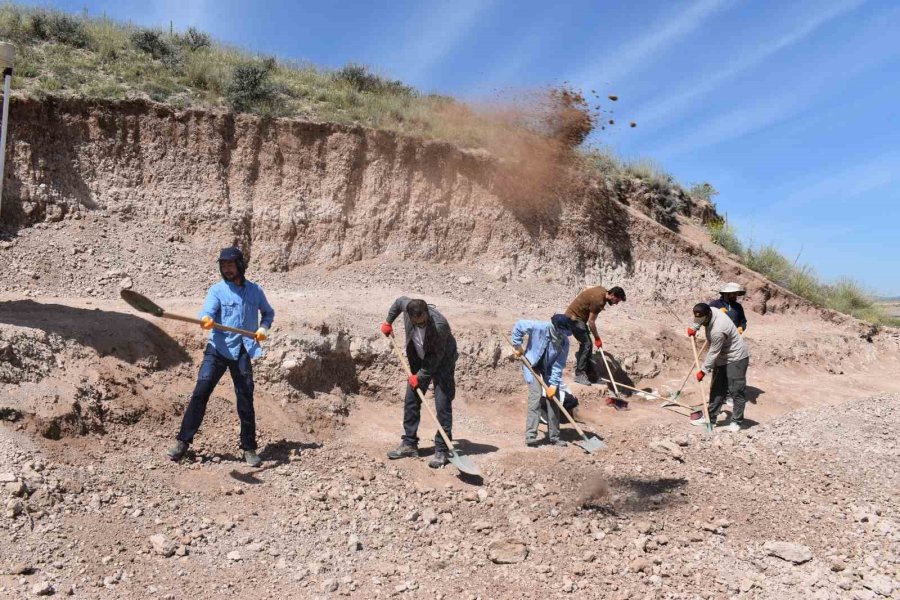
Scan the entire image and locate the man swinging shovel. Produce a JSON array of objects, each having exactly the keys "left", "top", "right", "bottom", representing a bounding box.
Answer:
[
  {"left": 507, "top": 316, "right": 604, "bottom": 453},
  {"left": 125, "top": 247, "right": 275, "bottom": 467}
]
